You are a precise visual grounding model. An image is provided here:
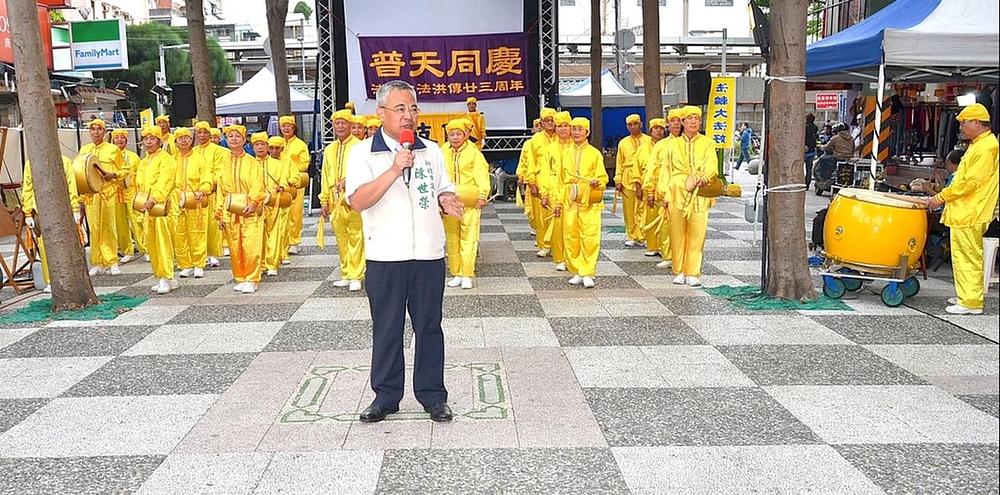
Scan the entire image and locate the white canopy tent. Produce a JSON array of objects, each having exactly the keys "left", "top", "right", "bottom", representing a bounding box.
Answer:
[
  {"left": 559, "top": 69, "right": 679, "bottom": 107},
  {"left": 215, "top": 66, "right": 315, "bottom": 115}
]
